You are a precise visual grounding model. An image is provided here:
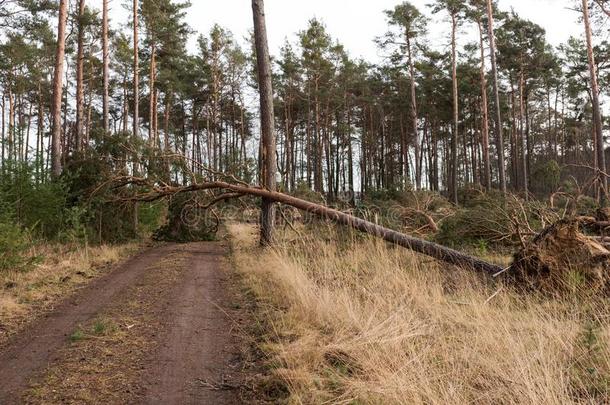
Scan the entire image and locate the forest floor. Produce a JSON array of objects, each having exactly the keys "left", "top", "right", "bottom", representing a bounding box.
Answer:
[{"left": 0, "top": 240, "right": 263, "bottom": 404}]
